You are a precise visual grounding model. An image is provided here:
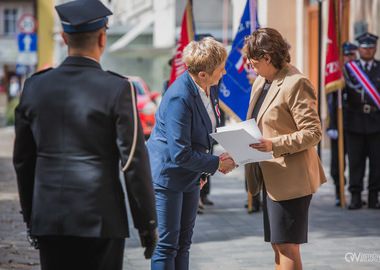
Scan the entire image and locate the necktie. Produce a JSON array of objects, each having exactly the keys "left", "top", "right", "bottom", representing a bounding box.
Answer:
[{"left": 364, "top": 63, "right": 369, "bottom": 73}]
